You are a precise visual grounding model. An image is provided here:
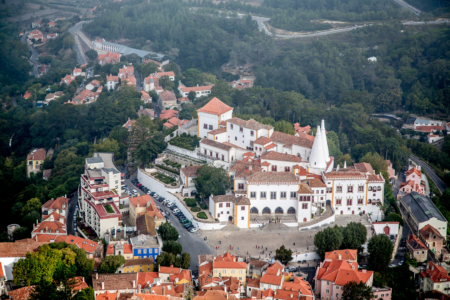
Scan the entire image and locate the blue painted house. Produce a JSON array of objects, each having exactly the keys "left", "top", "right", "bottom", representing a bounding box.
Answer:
[{"left": 130, "top": 234, "right": 162, "bottom": 261}]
